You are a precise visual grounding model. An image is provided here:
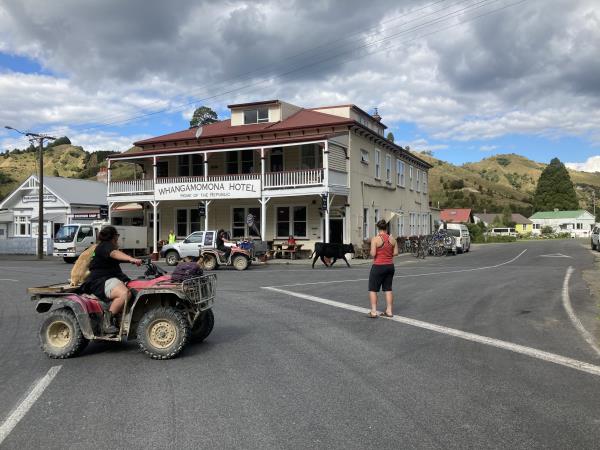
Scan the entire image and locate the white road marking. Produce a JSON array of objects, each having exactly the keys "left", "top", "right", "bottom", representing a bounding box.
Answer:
[
  {"left": 562, "top": 266, "right": 600, "bottom": 357},
  {"left": 540, "top": 253, "right": 572, "bottom": 258},
  {"left": 0, "top": 279, "right": 18, "bottom": 282},
  {"left": 0, "top": 366, "right": 62, "bottom": 445},
  {"left": 267, "top": 249, "right": 528, "bottom": 288},
  {"left": 263, "top": 287, "right": 600, "bottom": 377}
]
